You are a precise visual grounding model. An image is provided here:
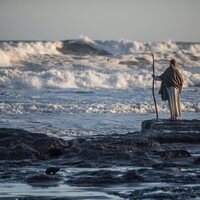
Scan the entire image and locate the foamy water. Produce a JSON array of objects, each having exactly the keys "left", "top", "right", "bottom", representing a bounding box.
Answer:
[{"left": 0, "top": 37, "right": 199, "bottom": 136}]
